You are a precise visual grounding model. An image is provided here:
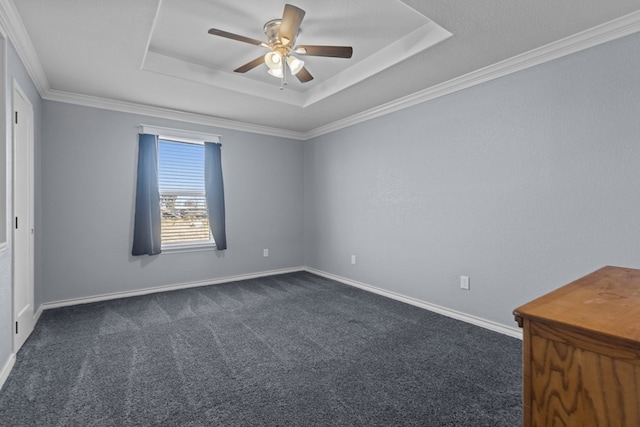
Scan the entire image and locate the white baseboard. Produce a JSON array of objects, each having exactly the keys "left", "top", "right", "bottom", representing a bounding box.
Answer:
[
  {"left": 305, "top": 267, "right": 523, "bottom": 340},
  {"left": 38, "top": 265, "right": 522, "bottom": 339},
  {"left": 41, "top": 267, "right": 306, "bottom": 310},
  {"left": 33, "top": 305, "right": 43, "bottom": 325},
  {"left": 0, "top": 353, "right": 16, "bottom": 390},
  {"left": 0, "top": 305, "right": 45, "bottom": 389}
]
